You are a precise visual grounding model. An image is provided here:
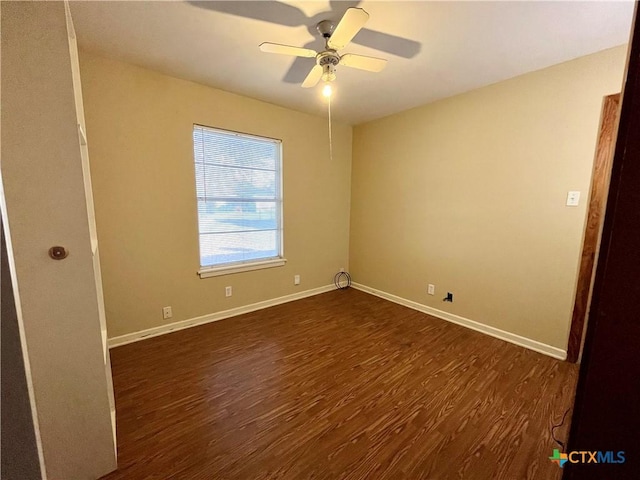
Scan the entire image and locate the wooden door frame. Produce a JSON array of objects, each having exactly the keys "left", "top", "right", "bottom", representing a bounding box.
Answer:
[
  {"left": 566, "top": 93, "right": 620, "bottom": 363},
  {"left": 564, "top": 7, "right": 640, "bottom": 475}
]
